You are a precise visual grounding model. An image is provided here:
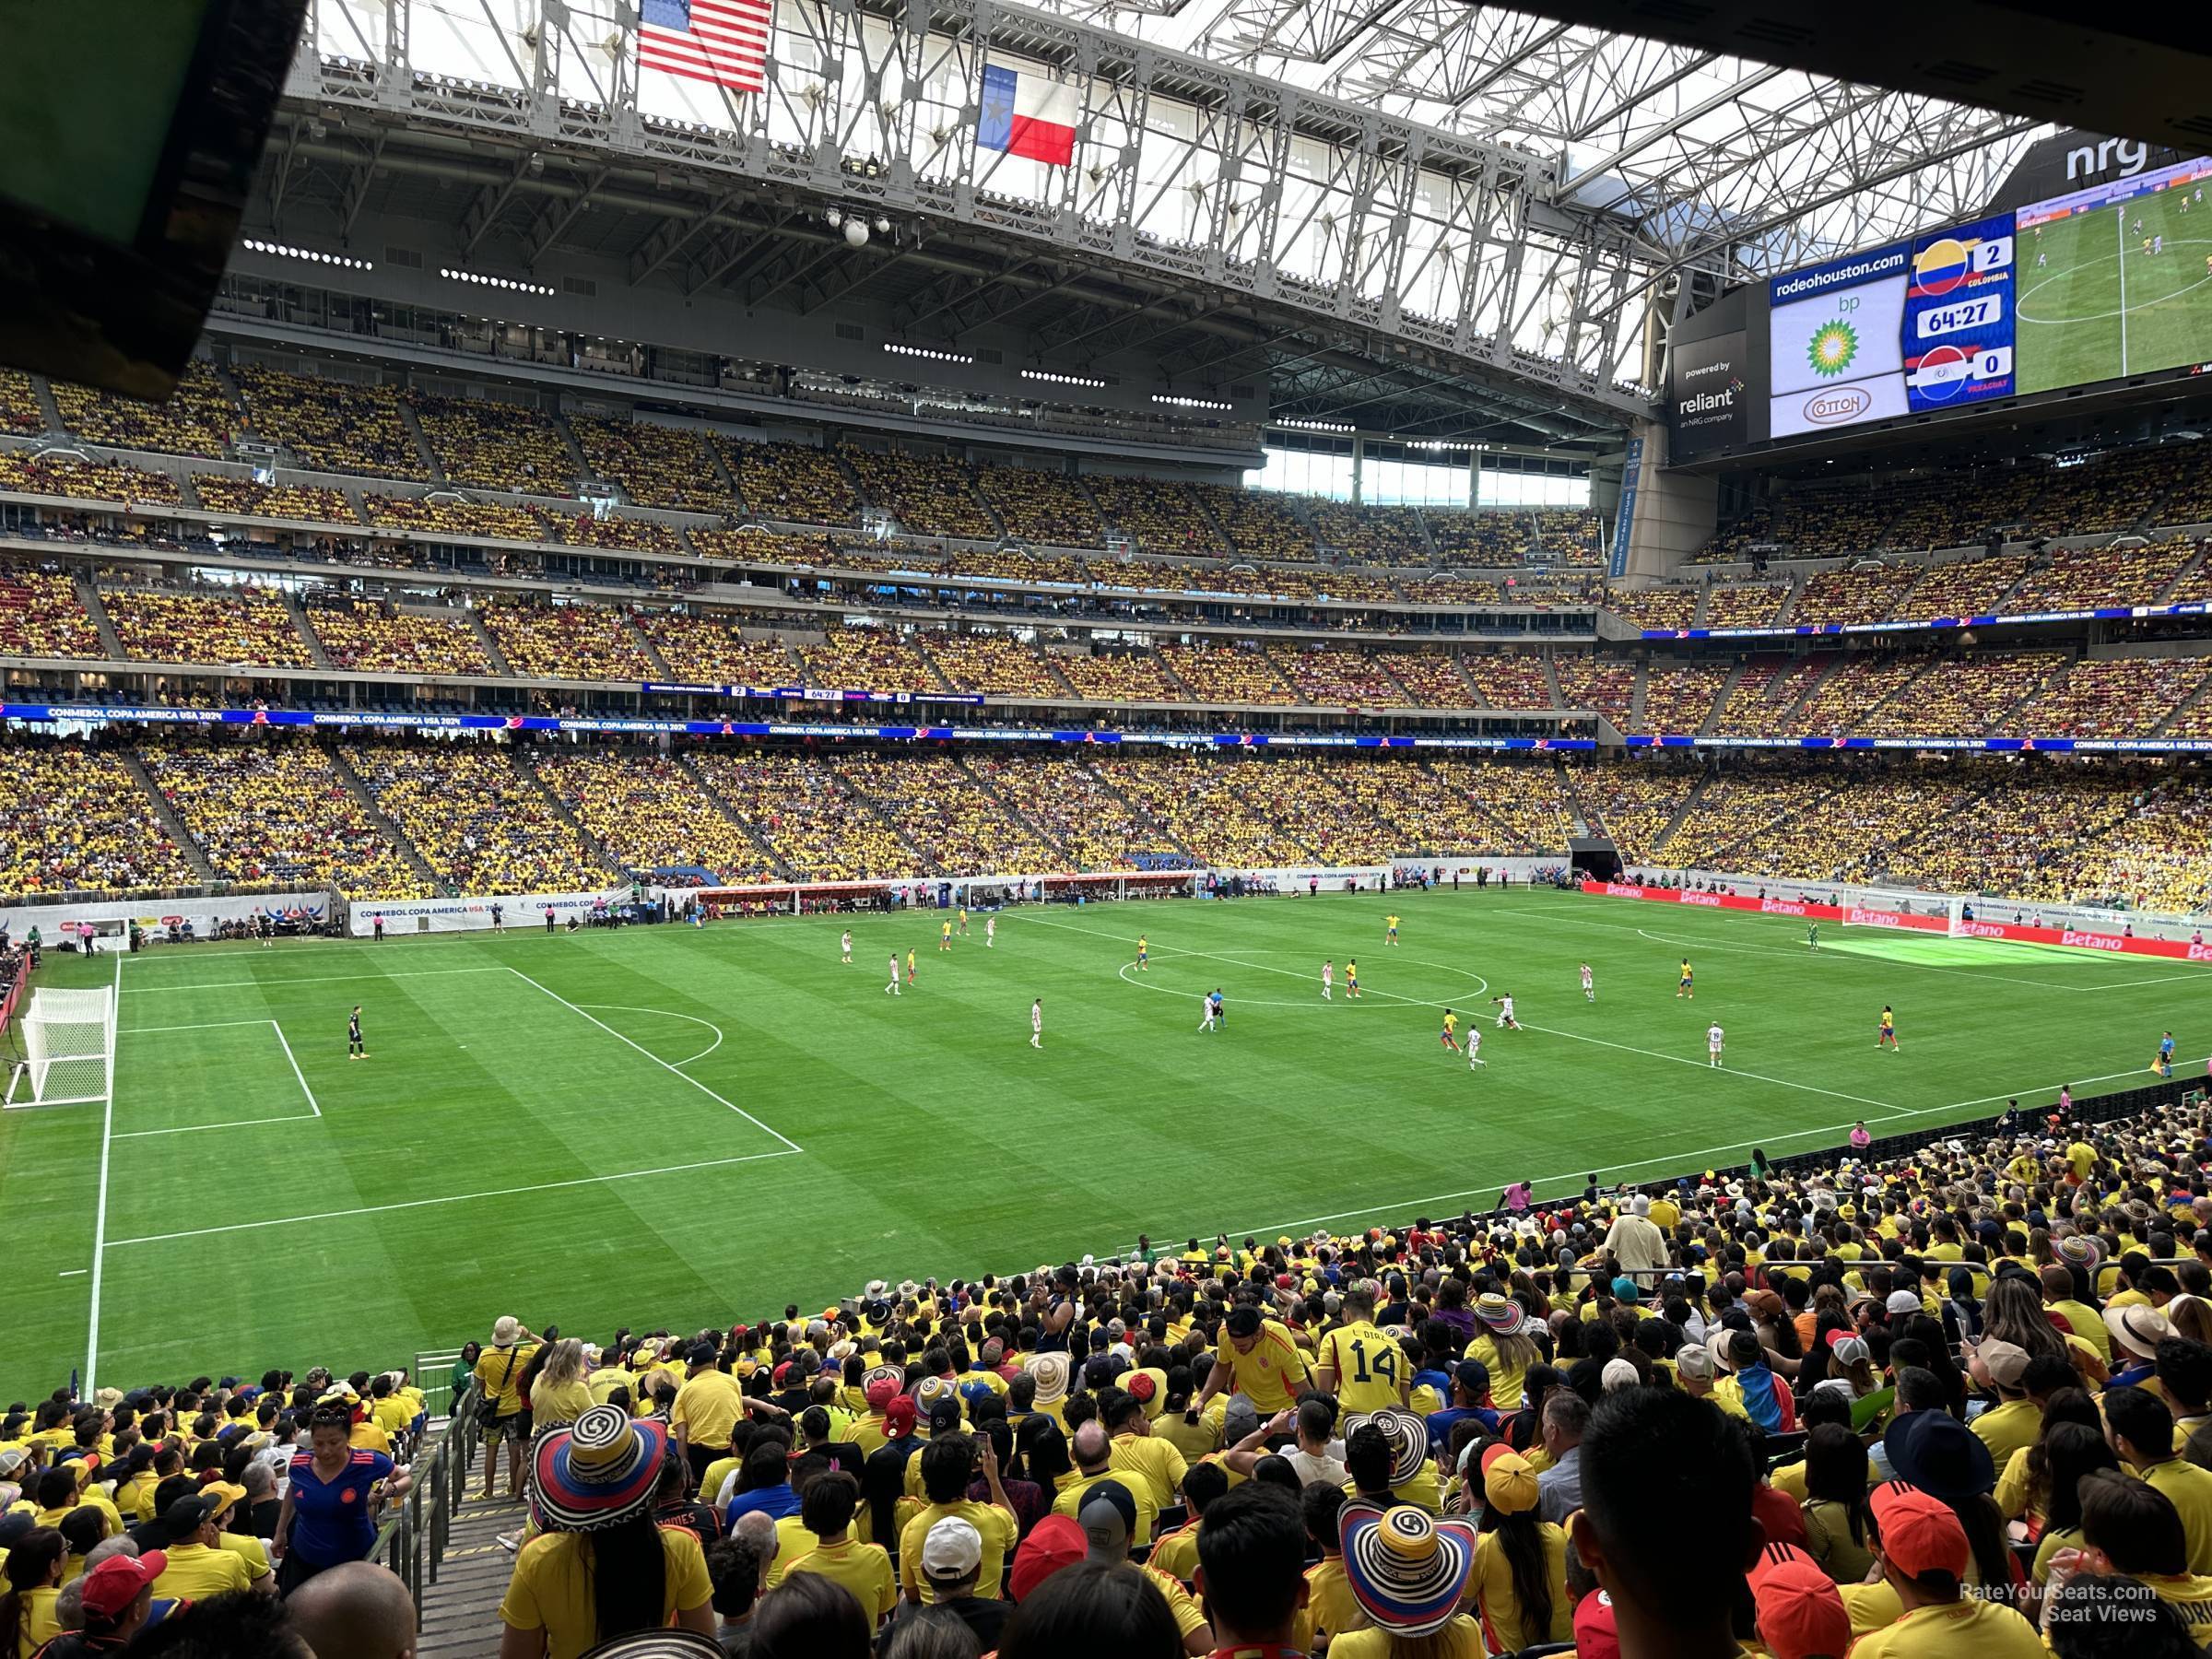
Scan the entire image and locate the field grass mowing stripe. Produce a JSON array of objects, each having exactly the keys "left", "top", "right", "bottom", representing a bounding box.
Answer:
[
  {"left": 121, "top": 967, "right": 508, "bottom": 993},
  {"left": 100, "top": 1147, "right": 805, "bottom": 1247},
  {"left": 504, "top": 968, "right": 802, "bottom": 1152}
]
